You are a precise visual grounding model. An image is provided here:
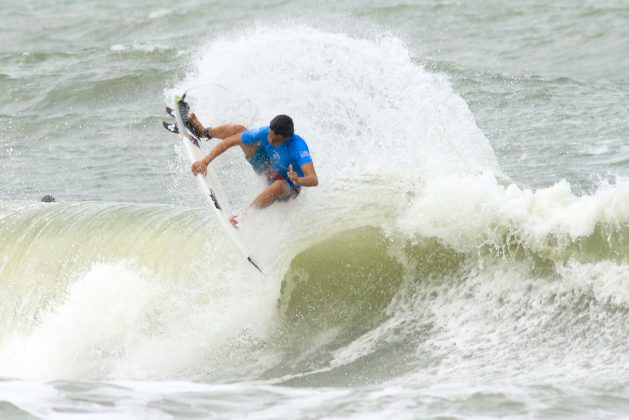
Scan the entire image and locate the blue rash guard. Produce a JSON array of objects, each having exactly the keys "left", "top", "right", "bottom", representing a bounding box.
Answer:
[{"left": 241, "top": 126, "right": 313, "bottom": 190}]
